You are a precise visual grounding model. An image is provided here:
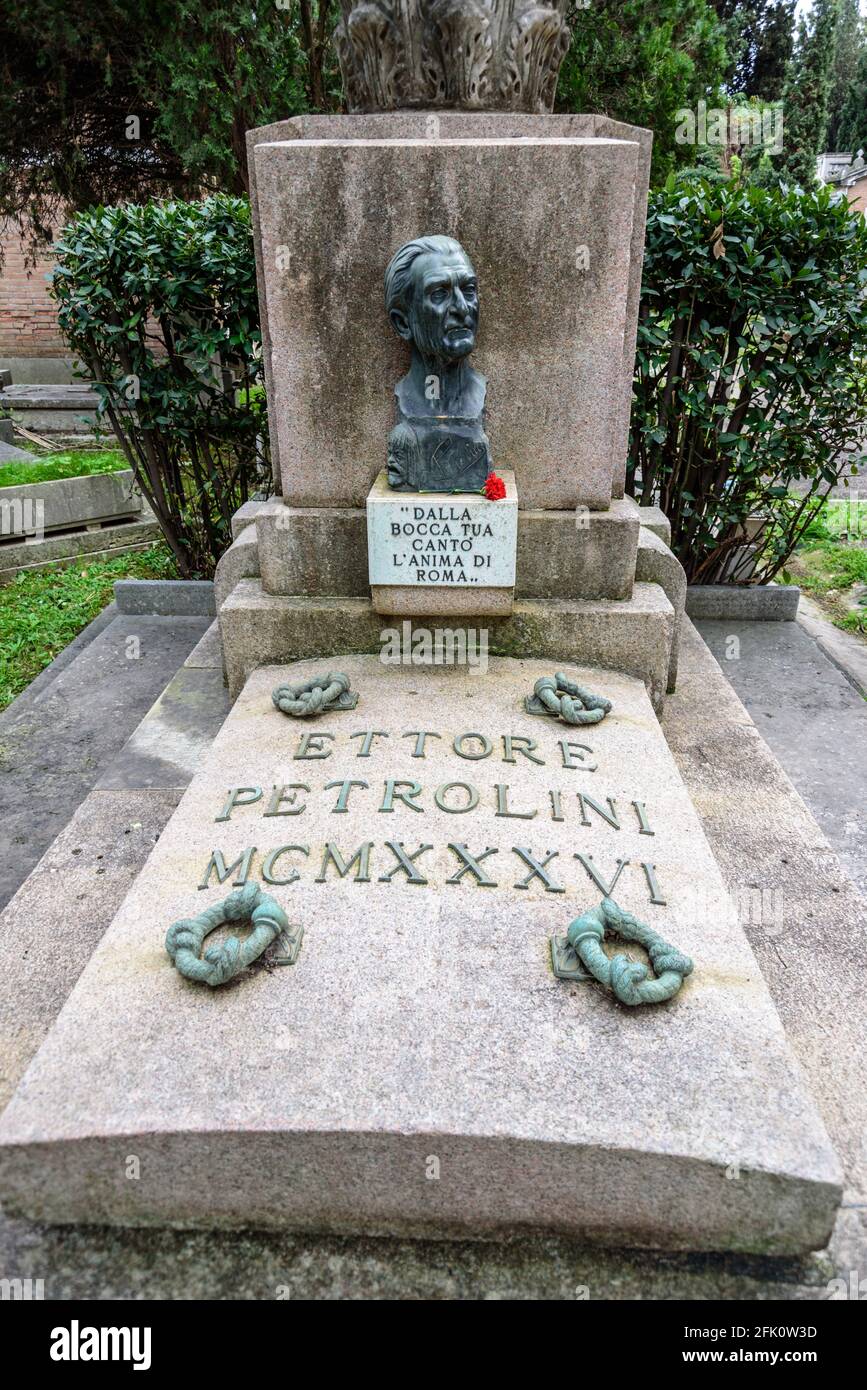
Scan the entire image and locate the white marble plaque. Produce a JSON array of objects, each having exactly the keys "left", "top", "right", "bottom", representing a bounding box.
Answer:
[{"left": 367, "top": 469, "right": 517, "bottom": 588}]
